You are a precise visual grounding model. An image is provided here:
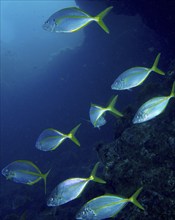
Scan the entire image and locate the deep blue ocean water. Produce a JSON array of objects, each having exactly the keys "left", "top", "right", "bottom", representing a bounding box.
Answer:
[{"left": 0, "top": 0, "right": 174, "bottom": 219}]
